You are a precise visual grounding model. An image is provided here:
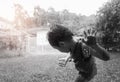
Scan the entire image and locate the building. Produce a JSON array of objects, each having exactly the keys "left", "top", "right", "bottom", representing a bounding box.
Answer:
[{"left": 27, "top": 27, "right": 65, "bottom": 55}]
